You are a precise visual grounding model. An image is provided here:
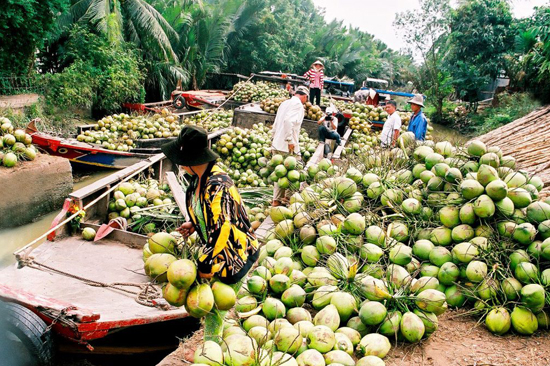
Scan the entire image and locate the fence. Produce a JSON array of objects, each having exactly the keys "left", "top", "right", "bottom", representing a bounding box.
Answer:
[{"left": 0, "top": 75, "right": 44, "bottom": 96}]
